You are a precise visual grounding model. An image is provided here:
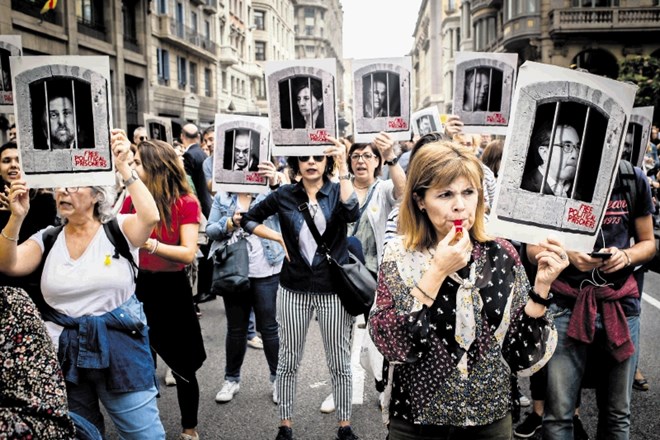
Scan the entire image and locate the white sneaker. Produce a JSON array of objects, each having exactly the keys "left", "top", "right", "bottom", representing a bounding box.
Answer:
[
  {"left": 272, "top": 381, "right": 279, "bottom": 404},
  {"left": 247, "top": 336, "right": 264, "bottom": 349},
  {"left": 165, "top": 368, "right": 176, "bottom": 386},
  {"left": 320, "top": 393, "right": 335, "bottom": 413},
  {"left": 215, "top": 381, "right": 240, "bottom": 403},
  {"left": 519, "top": 393, "right": 531, "bottom": 407}
]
